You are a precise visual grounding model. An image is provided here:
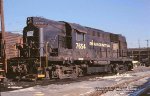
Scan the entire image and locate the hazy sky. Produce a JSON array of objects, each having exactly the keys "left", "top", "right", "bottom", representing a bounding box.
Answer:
[{"left": 3, "top": 0, "right": 150, "bottom": 48}]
